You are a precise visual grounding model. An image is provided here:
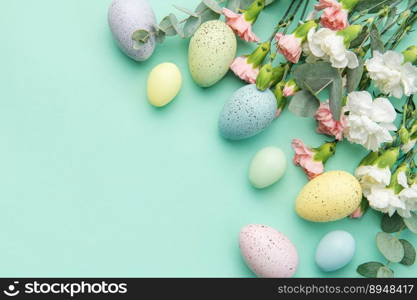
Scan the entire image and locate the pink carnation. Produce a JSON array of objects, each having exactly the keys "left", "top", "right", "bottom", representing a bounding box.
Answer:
[
  {"left": 321, "top": 6, "right": 349, "bottom": 31},
  {"left": 222, "top": 8, "right": 259, "bottom": 43},
  {"left": 349, "top": 207, "right": 364, "bottom": 219},
  {"left": 230, "top": 56, "right": 259, "bottom": 84},
  {"left": 314, "top": 101, "right": 345, "bottom": 141},
  {"left": 283, "top": 85, "right": 296, "bottom": 97},
  {"left": 291, "top": 139, "right": 324, "bottom": 180},
  {"left": 275, "top": 33, "right": 302, "bottom": 64},
  {"left": 315, "top": 0, "right": 340, "bottom": 10}
]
